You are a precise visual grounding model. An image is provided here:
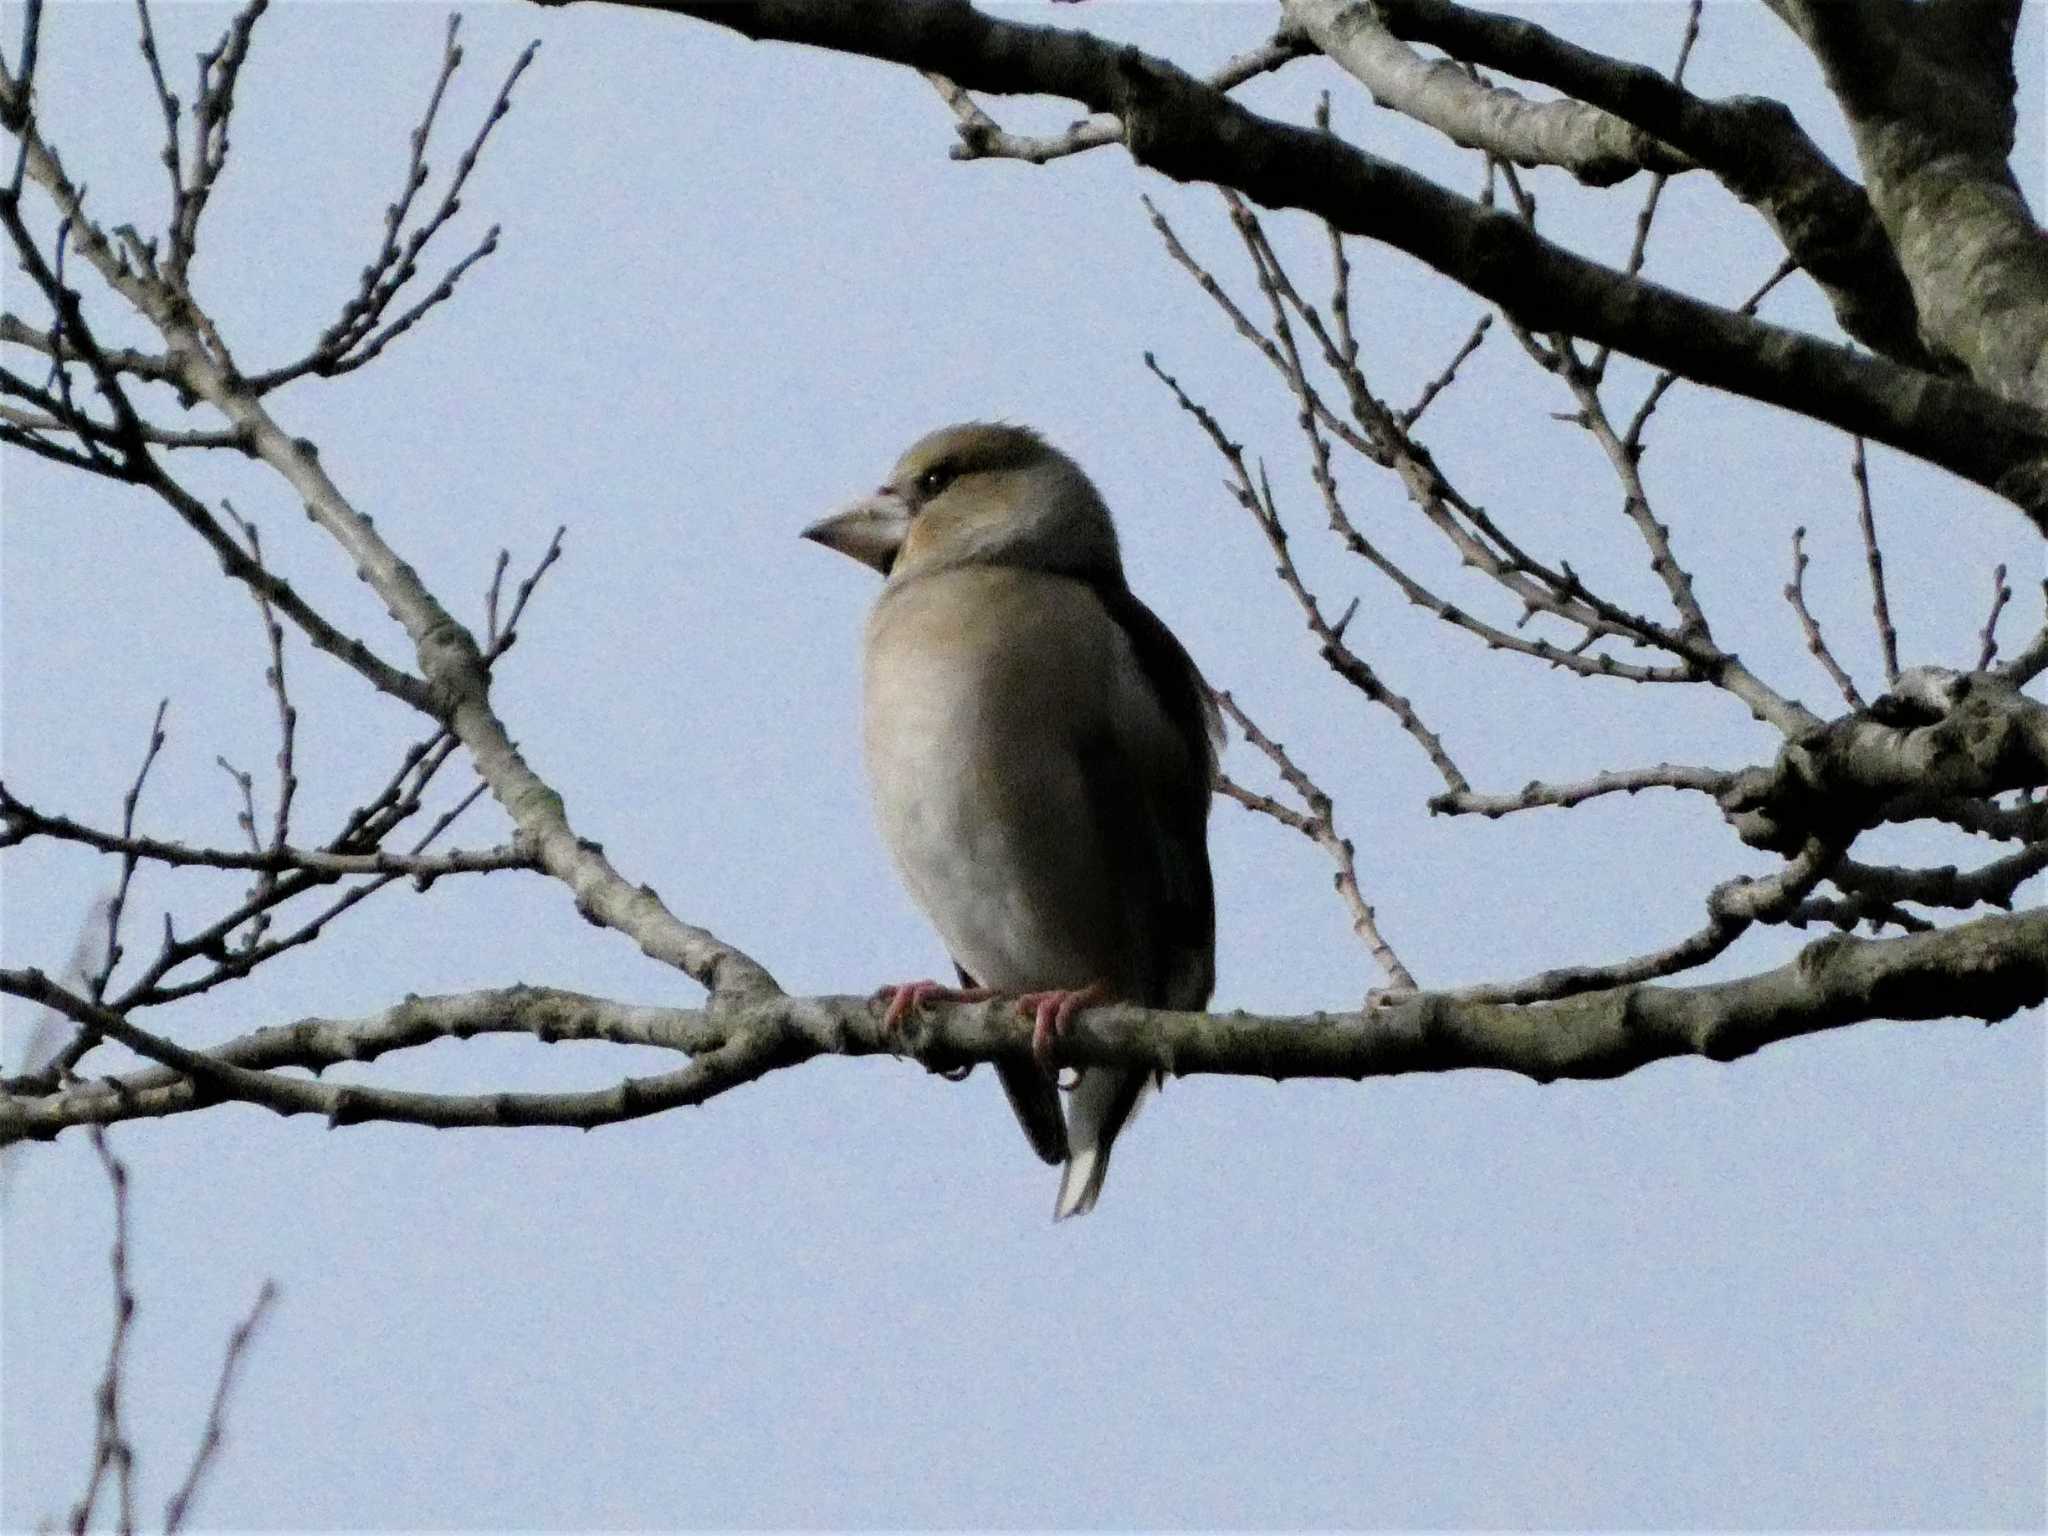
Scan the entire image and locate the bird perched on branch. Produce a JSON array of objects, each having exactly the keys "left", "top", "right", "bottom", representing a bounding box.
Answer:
[{"left": 804, "top": 422, "right": 1219, "bottom": 1219}]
